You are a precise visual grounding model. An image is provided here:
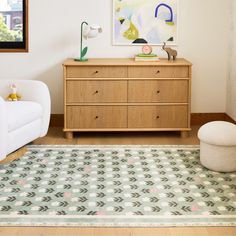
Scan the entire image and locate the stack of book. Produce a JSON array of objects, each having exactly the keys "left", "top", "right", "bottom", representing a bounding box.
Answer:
[{"left": 135, "top": 53, "right": 160, "bottom": 62}]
